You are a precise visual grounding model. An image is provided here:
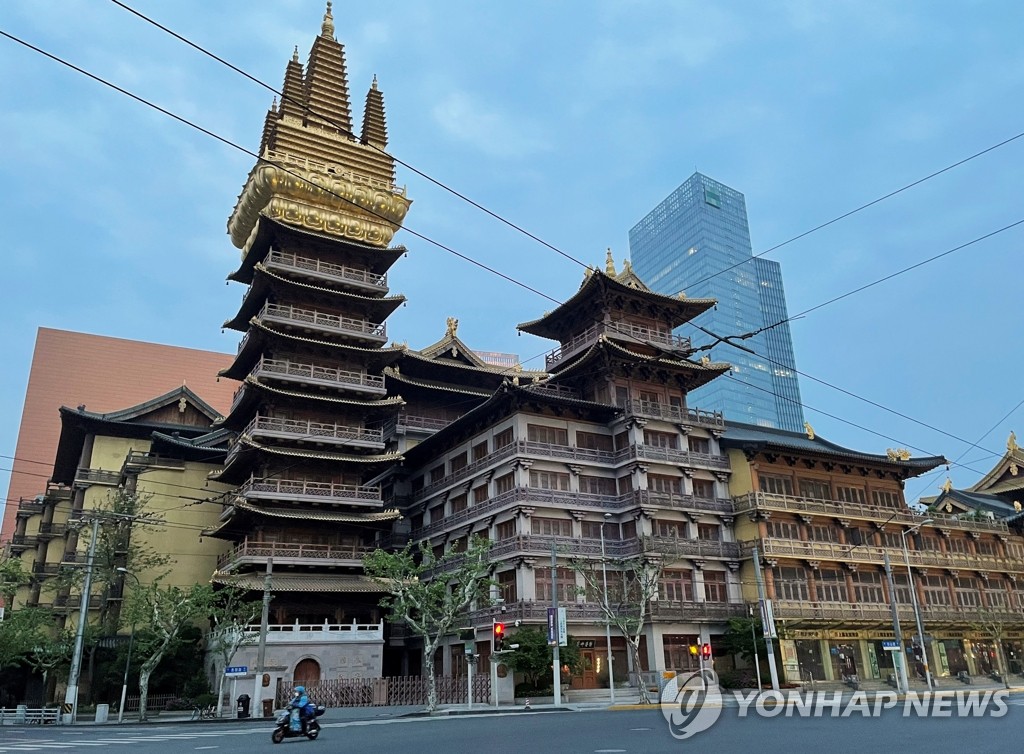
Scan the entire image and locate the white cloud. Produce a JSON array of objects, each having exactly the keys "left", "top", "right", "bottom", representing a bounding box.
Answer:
[{"left": 431, "top": 90, "right": 551, "bottom": 159}]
